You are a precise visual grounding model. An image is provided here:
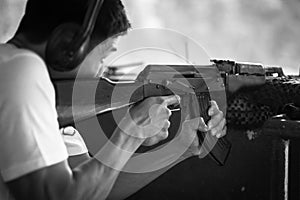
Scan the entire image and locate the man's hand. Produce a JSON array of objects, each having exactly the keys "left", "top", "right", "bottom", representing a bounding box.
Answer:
[
  {"left": 207, "top": 100, "right": 227, "bottom": 139},
  {"left": 178, "top": 100, "right": 227, "bottom": 157},
  {"left": 125, "top": 95, "right": 180, "bottom": 146}
]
